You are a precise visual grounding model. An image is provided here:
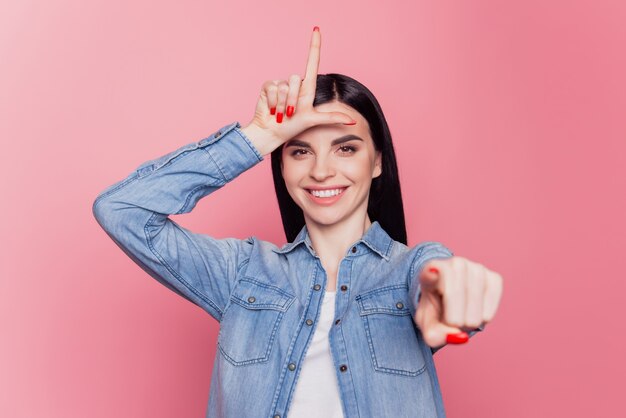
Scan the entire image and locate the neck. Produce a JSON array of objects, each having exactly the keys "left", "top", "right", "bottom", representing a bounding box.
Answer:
[{"left": 305, "top": 212, "right": 372, "bottom": 266}]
